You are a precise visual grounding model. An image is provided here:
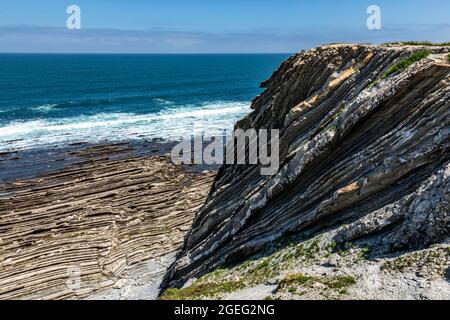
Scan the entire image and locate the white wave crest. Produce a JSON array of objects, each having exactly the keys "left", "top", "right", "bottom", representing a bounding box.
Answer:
[
  {"left": 30, "top": 104, "right": 59, "bottom": 112},
  {"left": 0, "top": 101, "right": 250, "bottom": 151}
]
